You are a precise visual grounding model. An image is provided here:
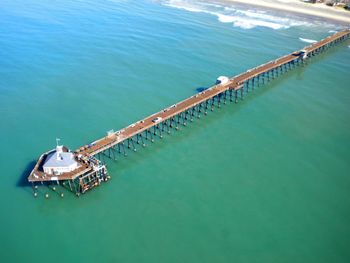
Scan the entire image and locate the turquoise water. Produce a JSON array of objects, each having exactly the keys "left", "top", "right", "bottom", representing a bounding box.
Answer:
[{"left": 1, "top": 0, "right": 350, "bottom": 262}]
